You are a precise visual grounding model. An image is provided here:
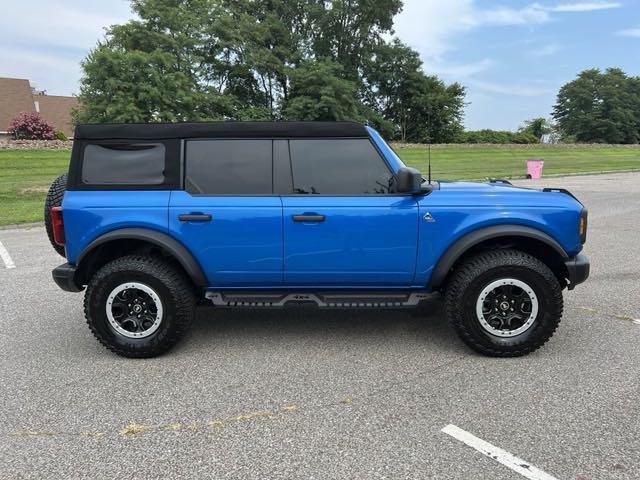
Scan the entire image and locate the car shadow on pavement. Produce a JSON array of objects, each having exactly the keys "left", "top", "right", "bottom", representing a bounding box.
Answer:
[{"left": 183, "top": 295, "right": 466, "bottom": 353}]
